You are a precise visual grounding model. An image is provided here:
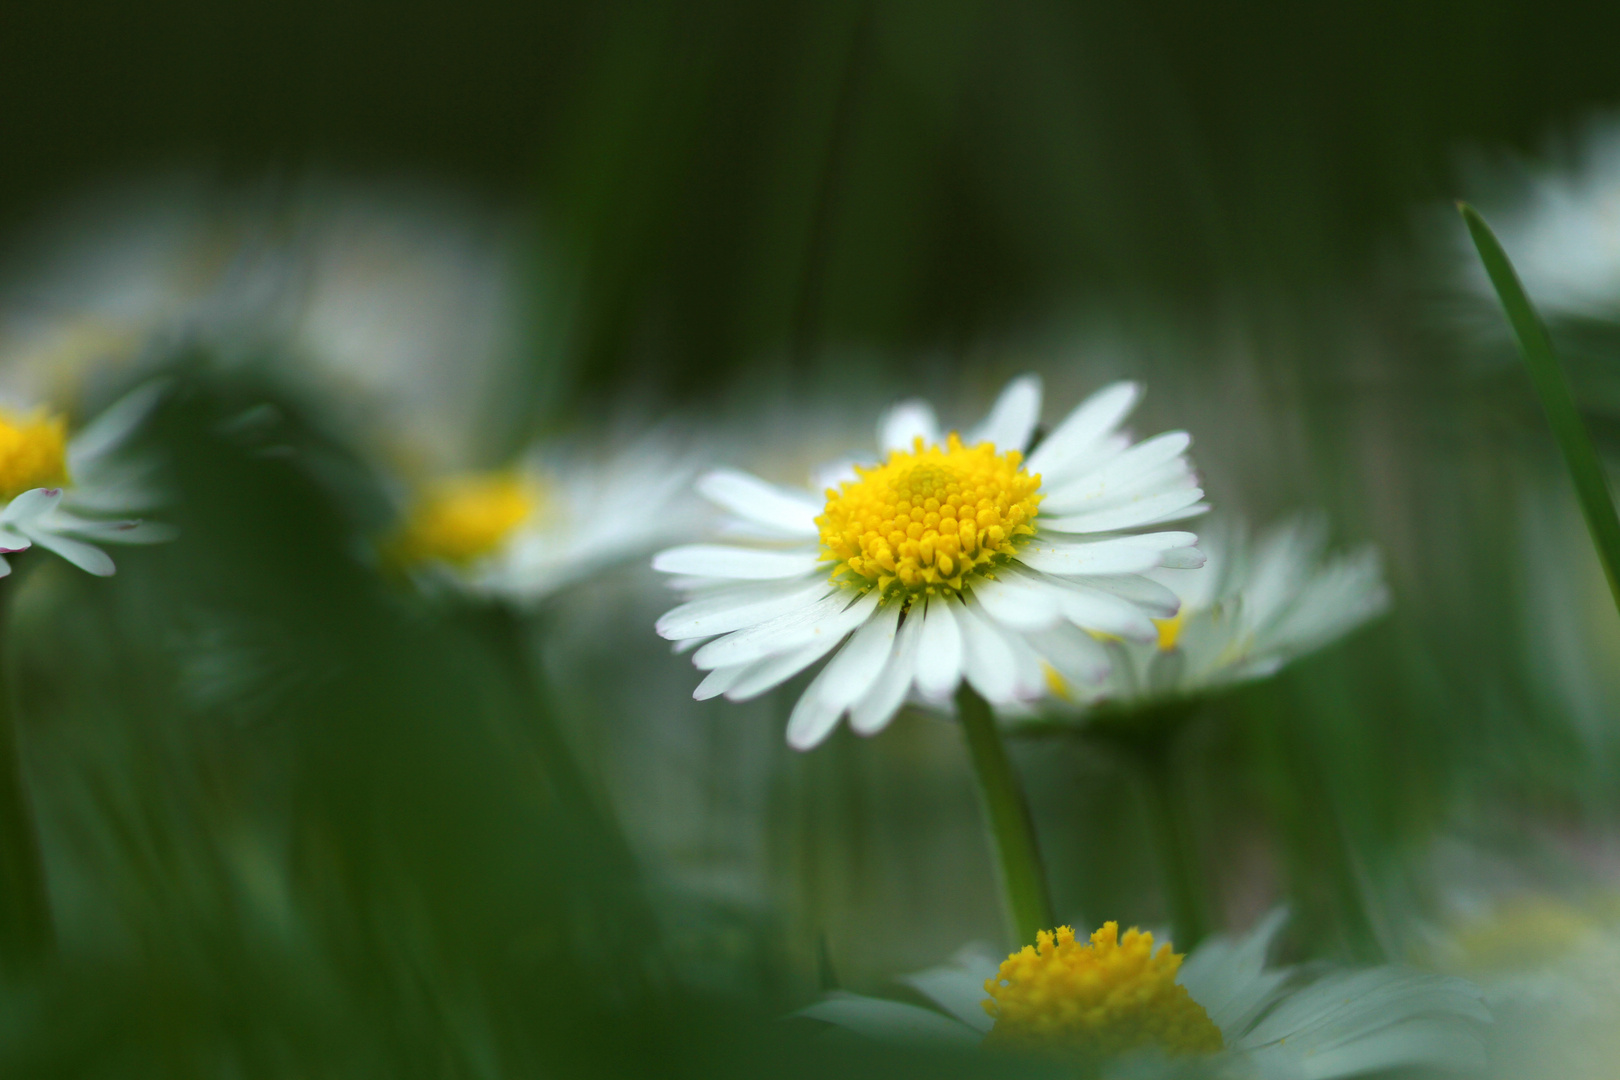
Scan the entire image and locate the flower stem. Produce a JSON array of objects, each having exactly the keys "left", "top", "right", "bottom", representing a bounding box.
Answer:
[
  {"left": 1133, "top": 738, "right": 1209, "bottom": 950},
  {"left": 956, "top": 683, "right": 1054, "bottom": 947},
  {"left": 0, "top": 567, "right": 53, "bottom": 971}
]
